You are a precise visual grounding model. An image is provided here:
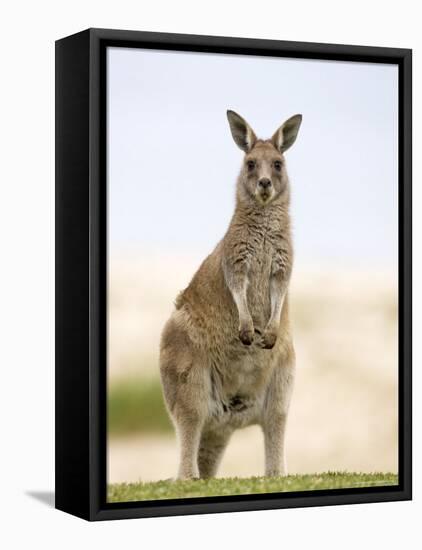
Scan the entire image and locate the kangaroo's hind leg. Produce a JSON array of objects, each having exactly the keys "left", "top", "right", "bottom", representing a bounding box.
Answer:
[
  {"left": 160, "top": 318, "right": 210, "bottom": 479},
  {"left": 175, "top": 408, "right": 205, "bottom": 479},
  {"left": 261, "top": 345, "right": 295, "bottom": 476},
  {"left": 163, "top": 359, "right": 209, "bottom": 480},
  {"left": 197, "top": 429, "right": 232, "bottom": 479}
]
